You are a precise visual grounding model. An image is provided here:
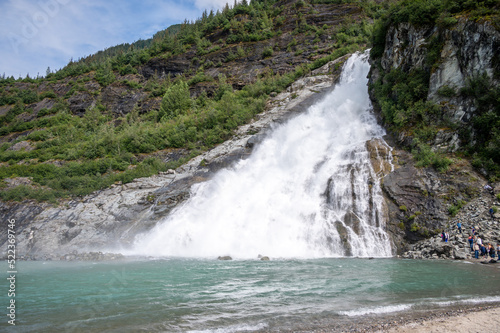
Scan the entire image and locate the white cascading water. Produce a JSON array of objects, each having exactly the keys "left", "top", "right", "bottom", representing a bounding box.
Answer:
[{"left": 133, "top": 51, "right": 393, "bottom": 258}]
